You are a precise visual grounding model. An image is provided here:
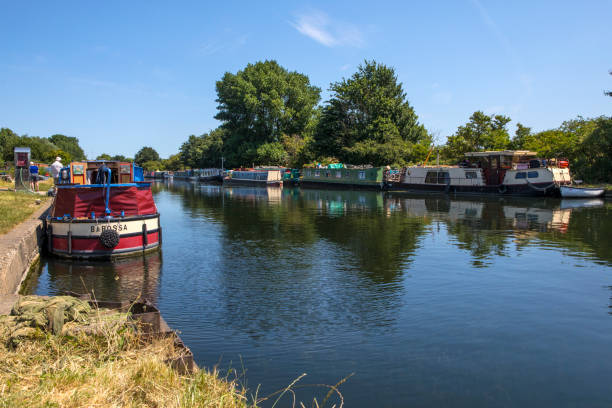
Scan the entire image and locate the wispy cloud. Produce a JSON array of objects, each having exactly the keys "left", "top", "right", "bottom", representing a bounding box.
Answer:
[
  {"left": 199, "top": 33, "right": 249, "bottom": 56},
  {"left": 291, "top": 10, "right": 364, "bottom": 47}
]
